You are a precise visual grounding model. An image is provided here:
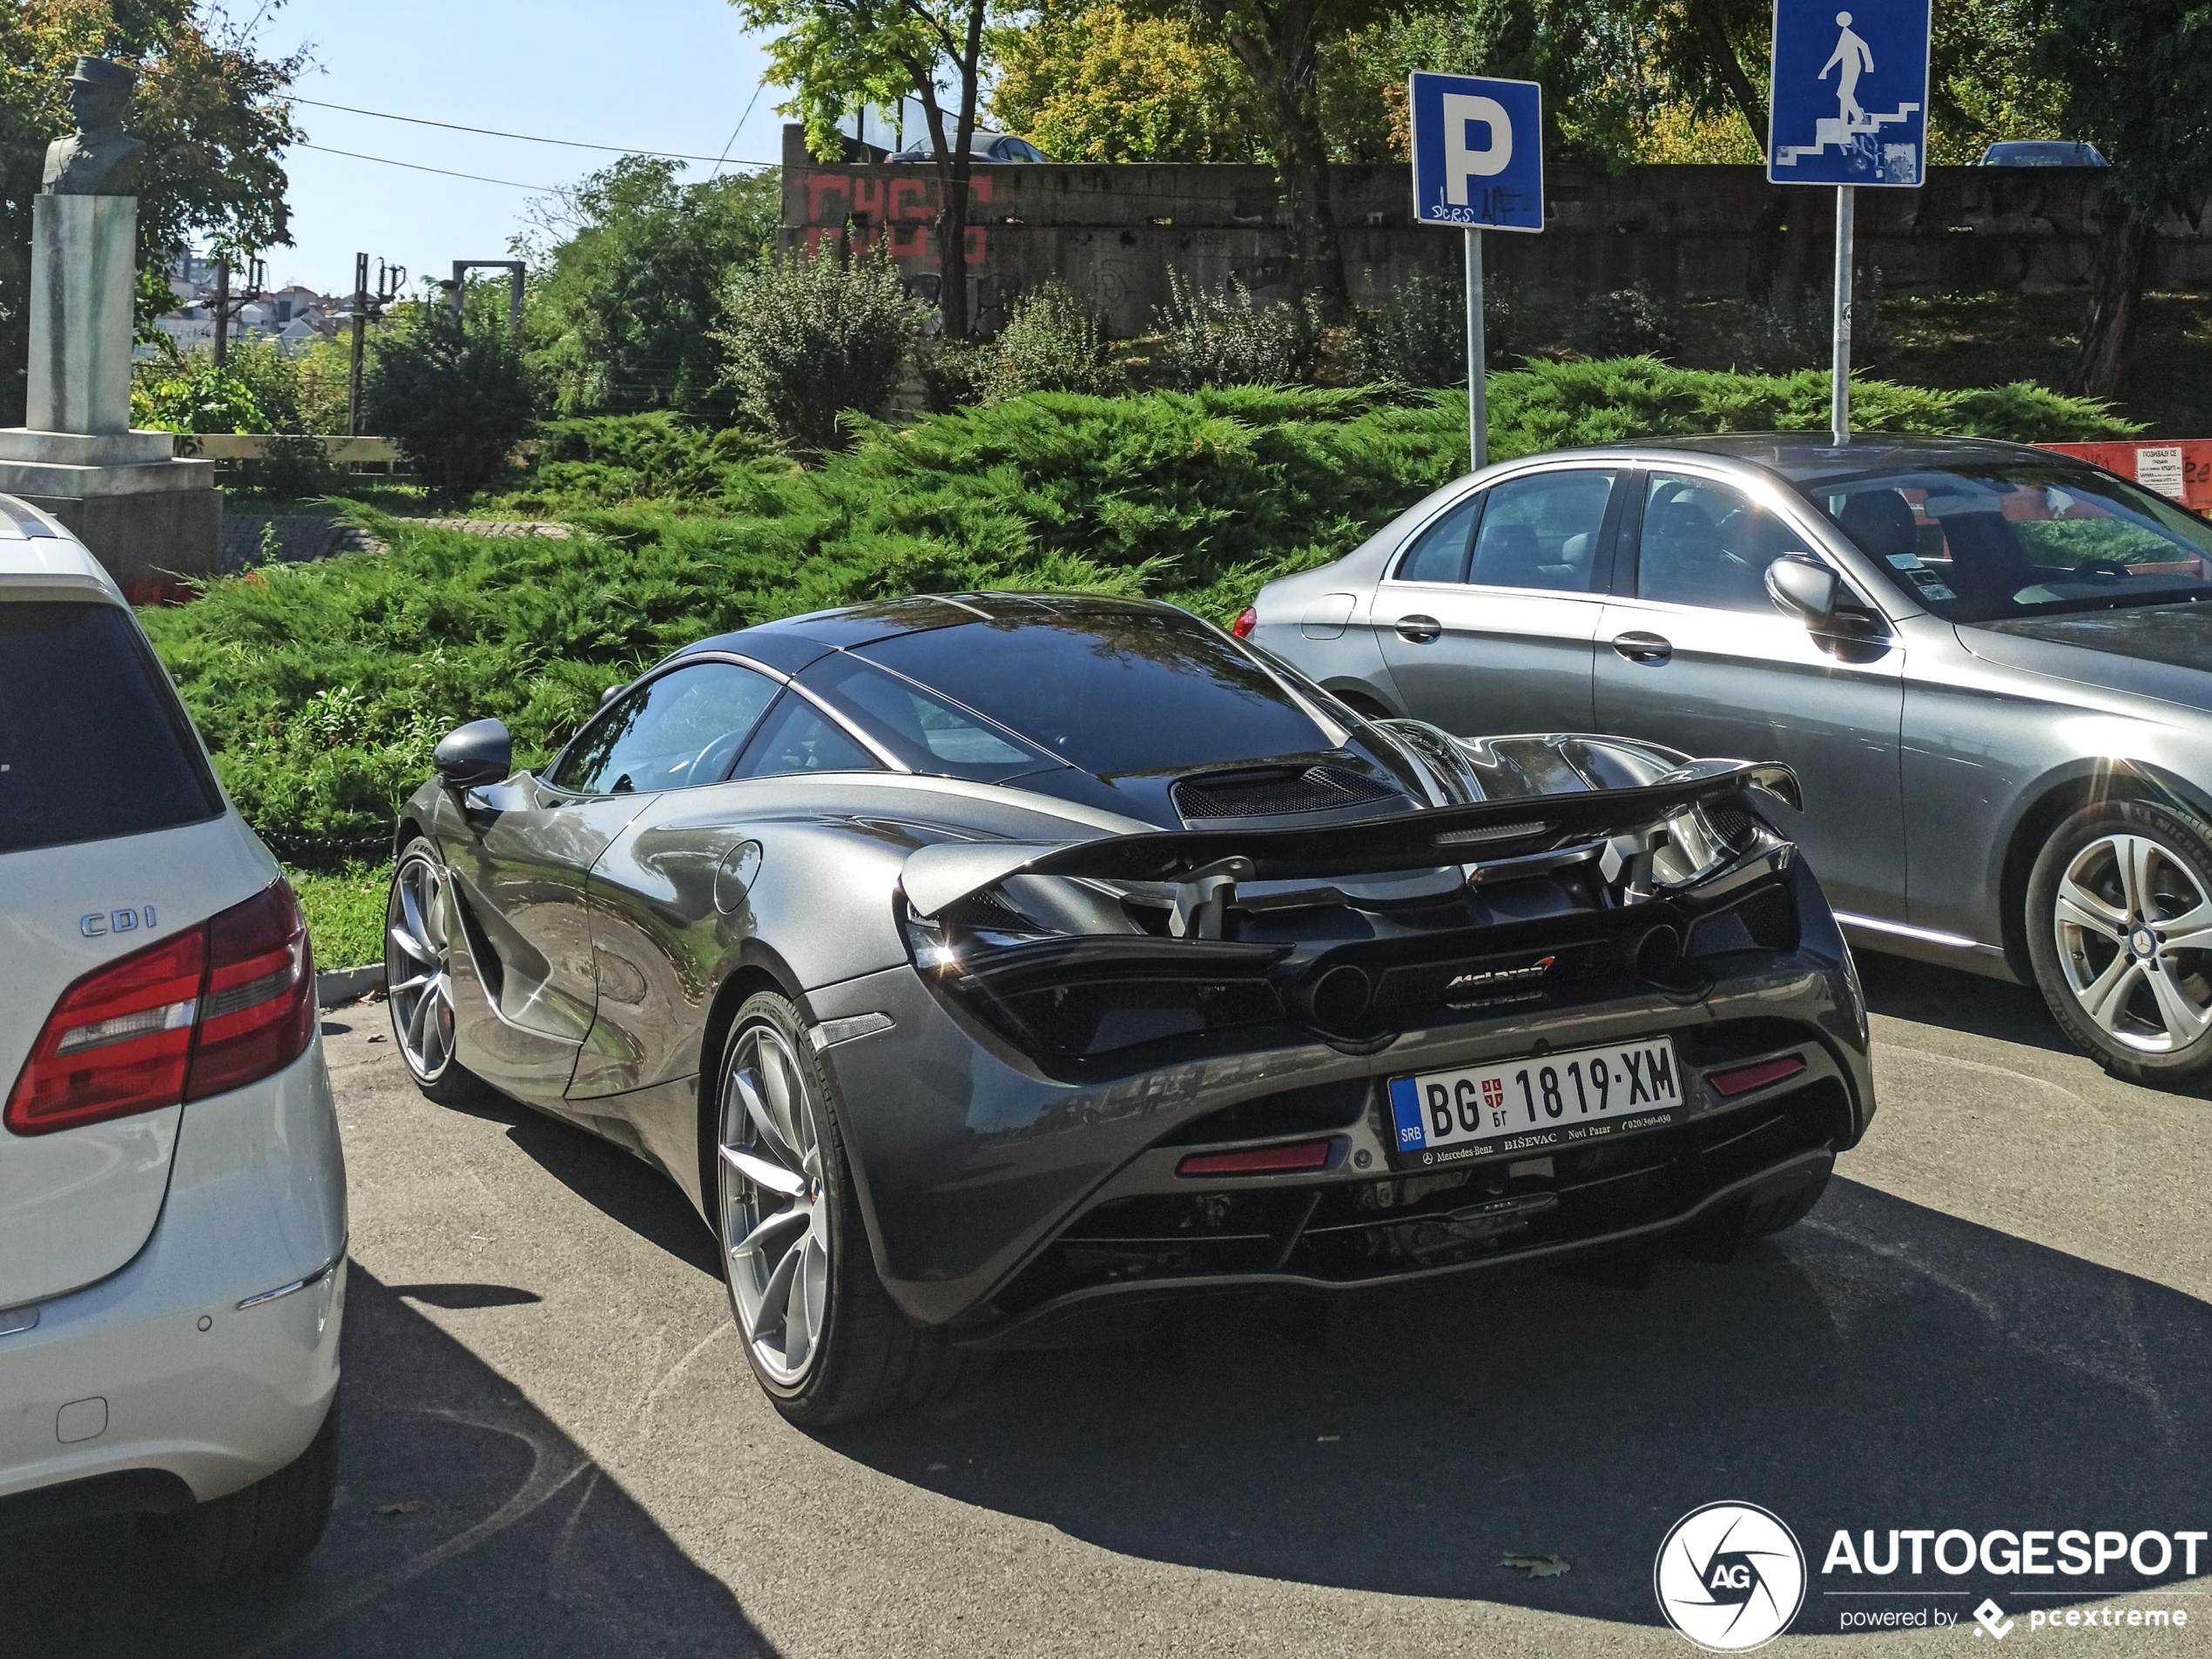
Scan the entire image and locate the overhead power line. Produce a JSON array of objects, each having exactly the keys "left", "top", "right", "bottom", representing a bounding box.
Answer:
[
  {"left": 287, "top": 96, "right": 780, "bottom": 170},
  {"left": 293, "top": 142, "right": 555, "bottom": 191}
]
